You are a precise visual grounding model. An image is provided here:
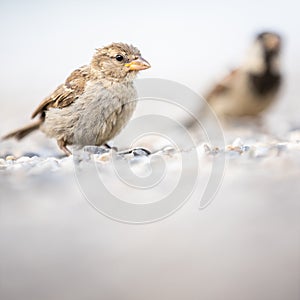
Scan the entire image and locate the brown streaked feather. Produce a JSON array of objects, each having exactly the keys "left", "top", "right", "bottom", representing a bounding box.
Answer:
[
  {"left": 205, "top": 69, "right": 239, "bottom": 102},
  {"left": 31, "top": 66, "right": 90, "bottom": 119}
]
